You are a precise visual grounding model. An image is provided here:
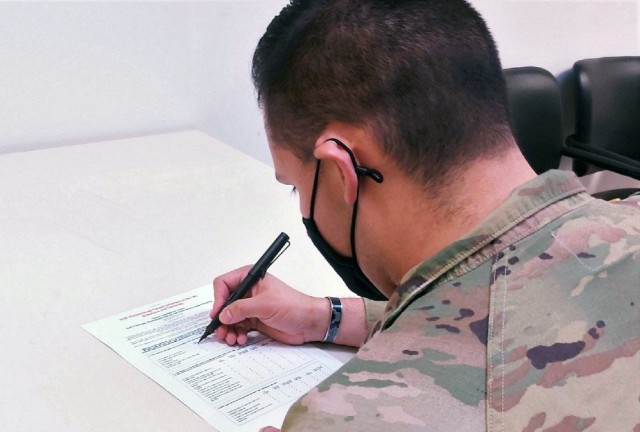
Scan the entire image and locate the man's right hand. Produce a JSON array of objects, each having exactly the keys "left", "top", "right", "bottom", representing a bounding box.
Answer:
[{"left": 210, "top": 265, "right": 332, "bottom": 346}]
